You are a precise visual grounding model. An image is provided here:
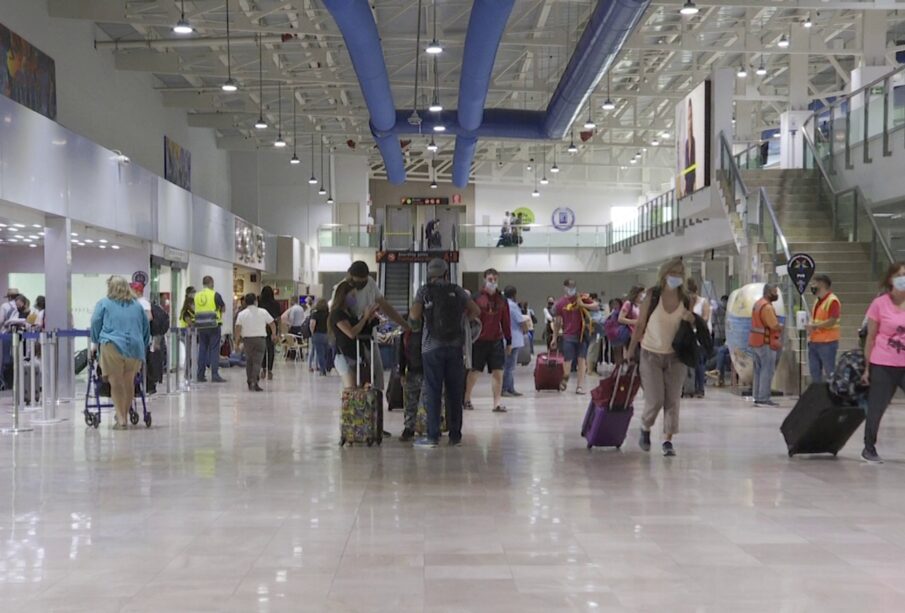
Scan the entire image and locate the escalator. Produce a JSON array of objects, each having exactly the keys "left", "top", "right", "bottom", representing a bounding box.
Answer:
[{"left": 382, "top": 261, "right": 412, "bottom": 315}]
